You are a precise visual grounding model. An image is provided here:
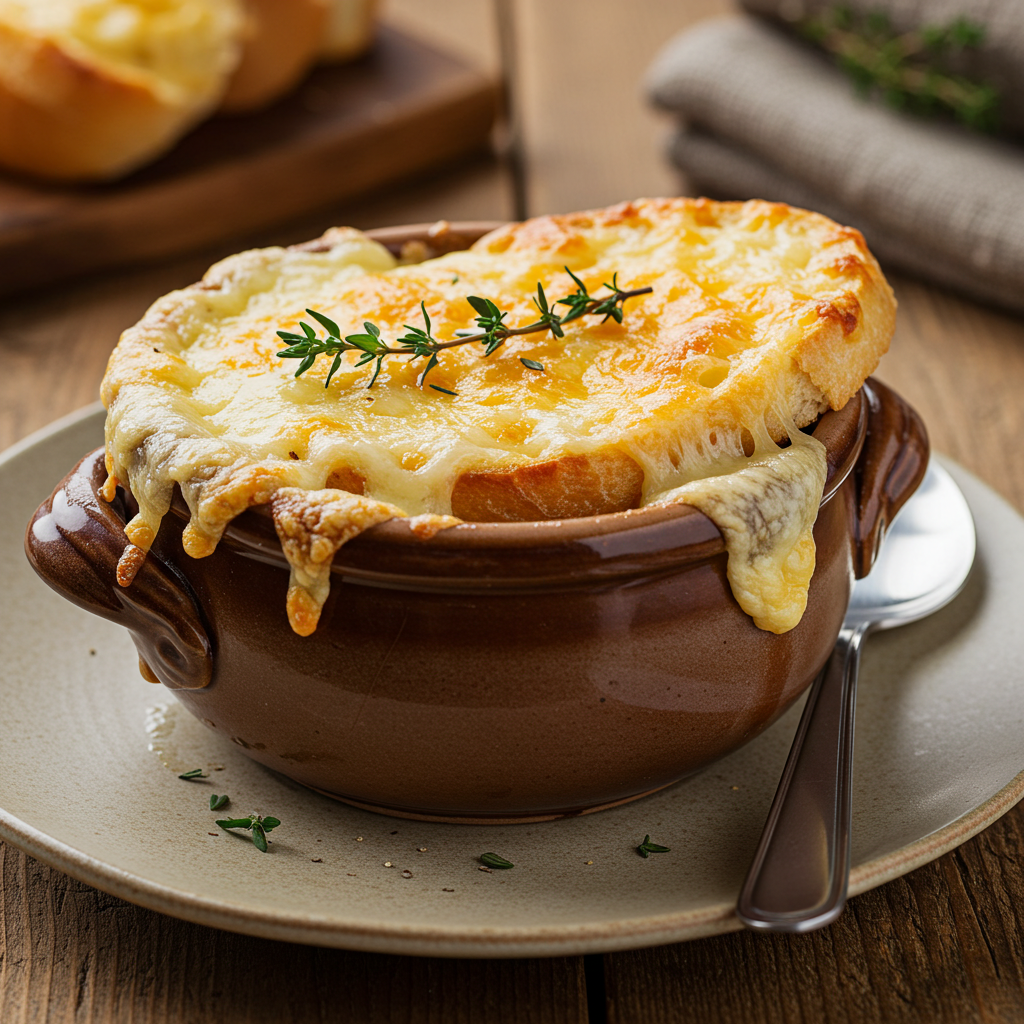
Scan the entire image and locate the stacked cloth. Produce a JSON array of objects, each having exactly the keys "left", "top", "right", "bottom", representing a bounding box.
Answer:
[{"left": 646, "top": 0, "right": 1024, "bottom": 312}]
